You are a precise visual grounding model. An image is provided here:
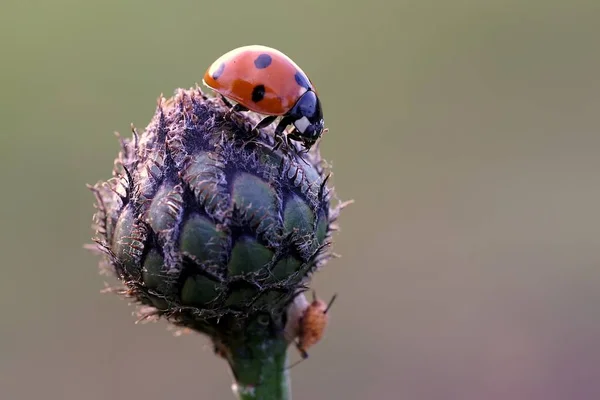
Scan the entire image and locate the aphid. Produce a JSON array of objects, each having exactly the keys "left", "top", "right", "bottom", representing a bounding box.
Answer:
[
  {"left": 295, "top": 291, "right": 337, "bottom": 359},
  {"left": 203, "top": 45, "right": 325, "bottom": 151}
]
